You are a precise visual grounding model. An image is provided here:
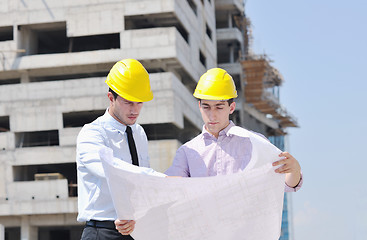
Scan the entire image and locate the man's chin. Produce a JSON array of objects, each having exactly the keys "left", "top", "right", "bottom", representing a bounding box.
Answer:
[
  {"left": 206, "top": 127, "right": 219, "bottom": 135},
  {"left": 125, "top": 118, "right": 137, "bottom": 125}
]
